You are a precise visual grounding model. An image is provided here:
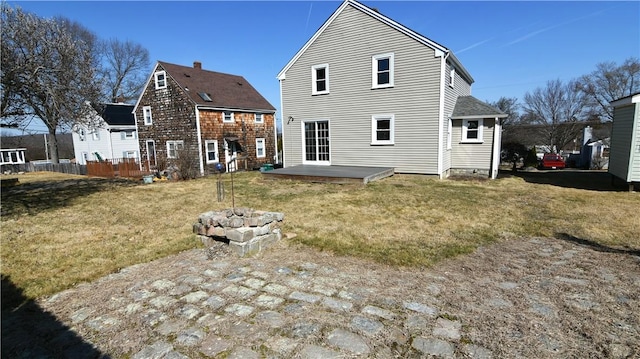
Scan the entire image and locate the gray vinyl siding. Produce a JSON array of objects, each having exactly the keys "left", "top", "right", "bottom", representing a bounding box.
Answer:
[
  {"left": 443, "top": 62, "right": 472, "bottom": 172},
  {"left": 450, "top": 118, "right": 495, "bottom": 170},
  {"left": 281, "top": 5, "right": 443, "bottom": 174},
  {"left": 609, "top": 104, "right": 639, "bottom": 181}
]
